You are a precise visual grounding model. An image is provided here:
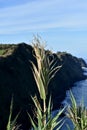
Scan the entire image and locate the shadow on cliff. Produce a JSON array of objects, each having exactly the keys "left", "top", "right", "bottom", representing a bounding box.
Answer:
[{"left": 0, "top": 43, "right": 86, "bottom": 130}]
